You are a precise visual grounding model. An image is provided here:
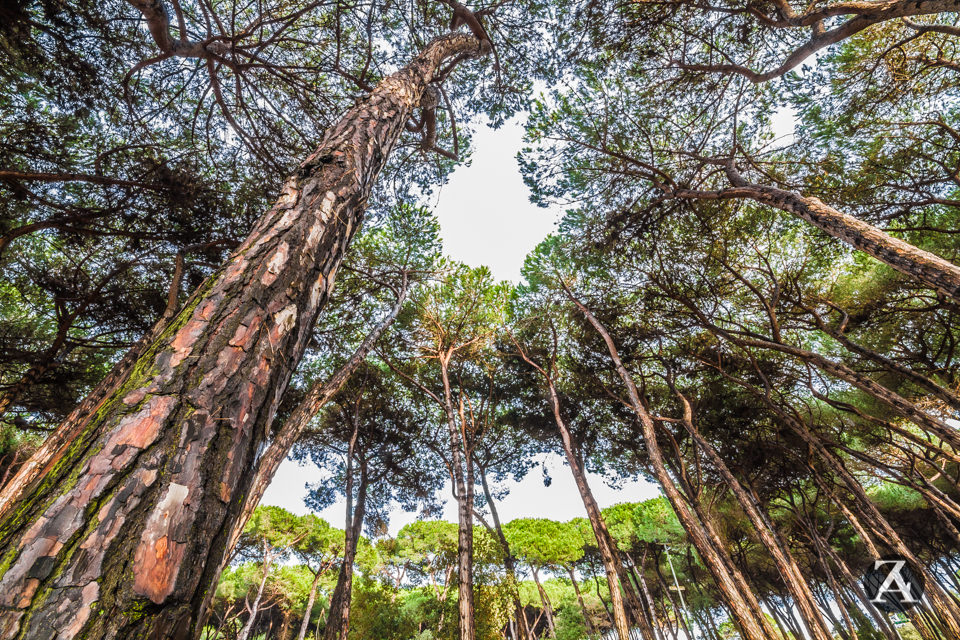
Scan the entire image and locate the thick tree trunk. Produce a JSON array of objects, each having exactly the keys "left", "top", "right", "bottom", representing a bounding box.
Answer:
[
  {"left": 0, "top": 32, "right": 488, "bottom": 640},
  {"left": 515, "top": 346, "right": 641, "bottom": 640},
  {"left": 225, "top": 277, "right": 408, "bottom": 557},
  {"left": 295, "top": 569, "right": 323, "bottom": 640},
  {"left": 568, "top": 290, "right": 780, "bottom": 640},
  {"left": 322, "top": 458, "right": 368, "bottom": 640}
]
